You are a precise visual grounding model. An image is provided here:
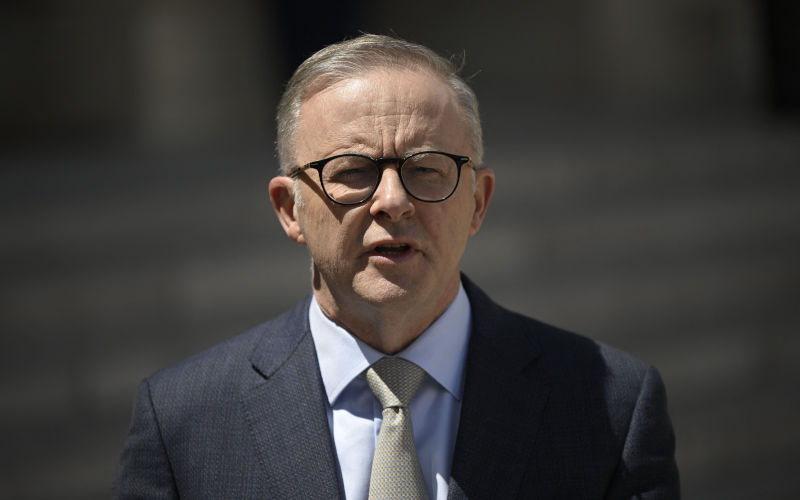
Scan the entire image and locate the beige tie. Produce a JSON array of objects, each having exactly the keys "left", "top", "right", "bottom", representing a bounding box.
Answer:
[{"left": 366, "top": 357, "right": 430, "bottom": 500}]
